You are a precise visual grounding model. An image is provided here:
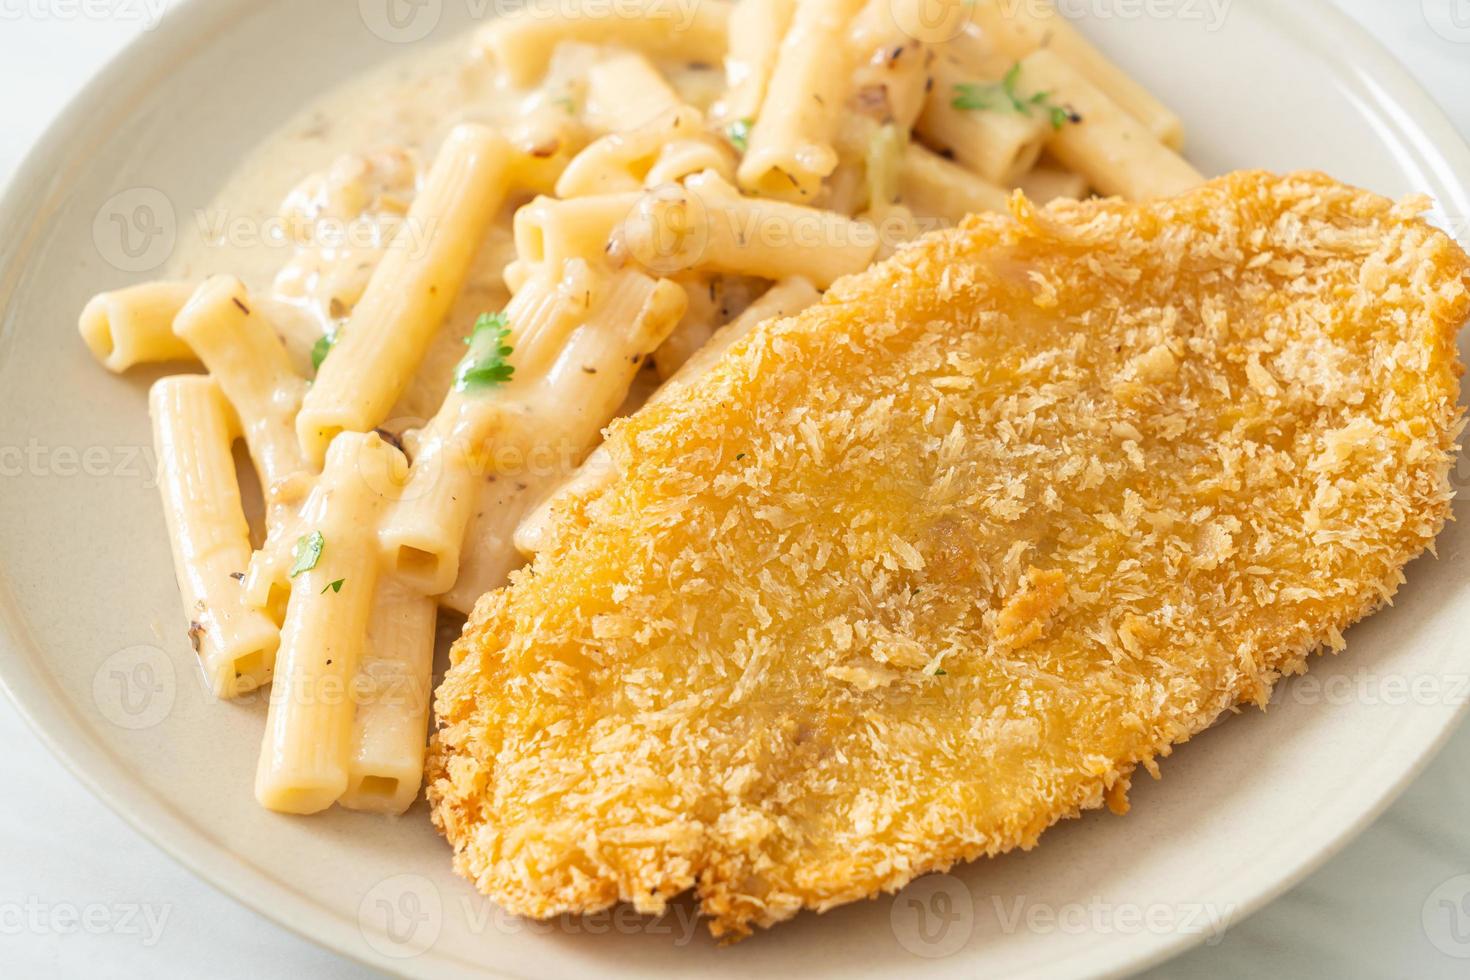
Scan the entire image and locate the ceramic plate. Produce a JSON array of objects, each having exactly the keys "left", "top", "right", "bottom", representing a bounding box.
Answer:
[{"left": 2, "top": 0, "right": 1469, "bottom": 977}]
